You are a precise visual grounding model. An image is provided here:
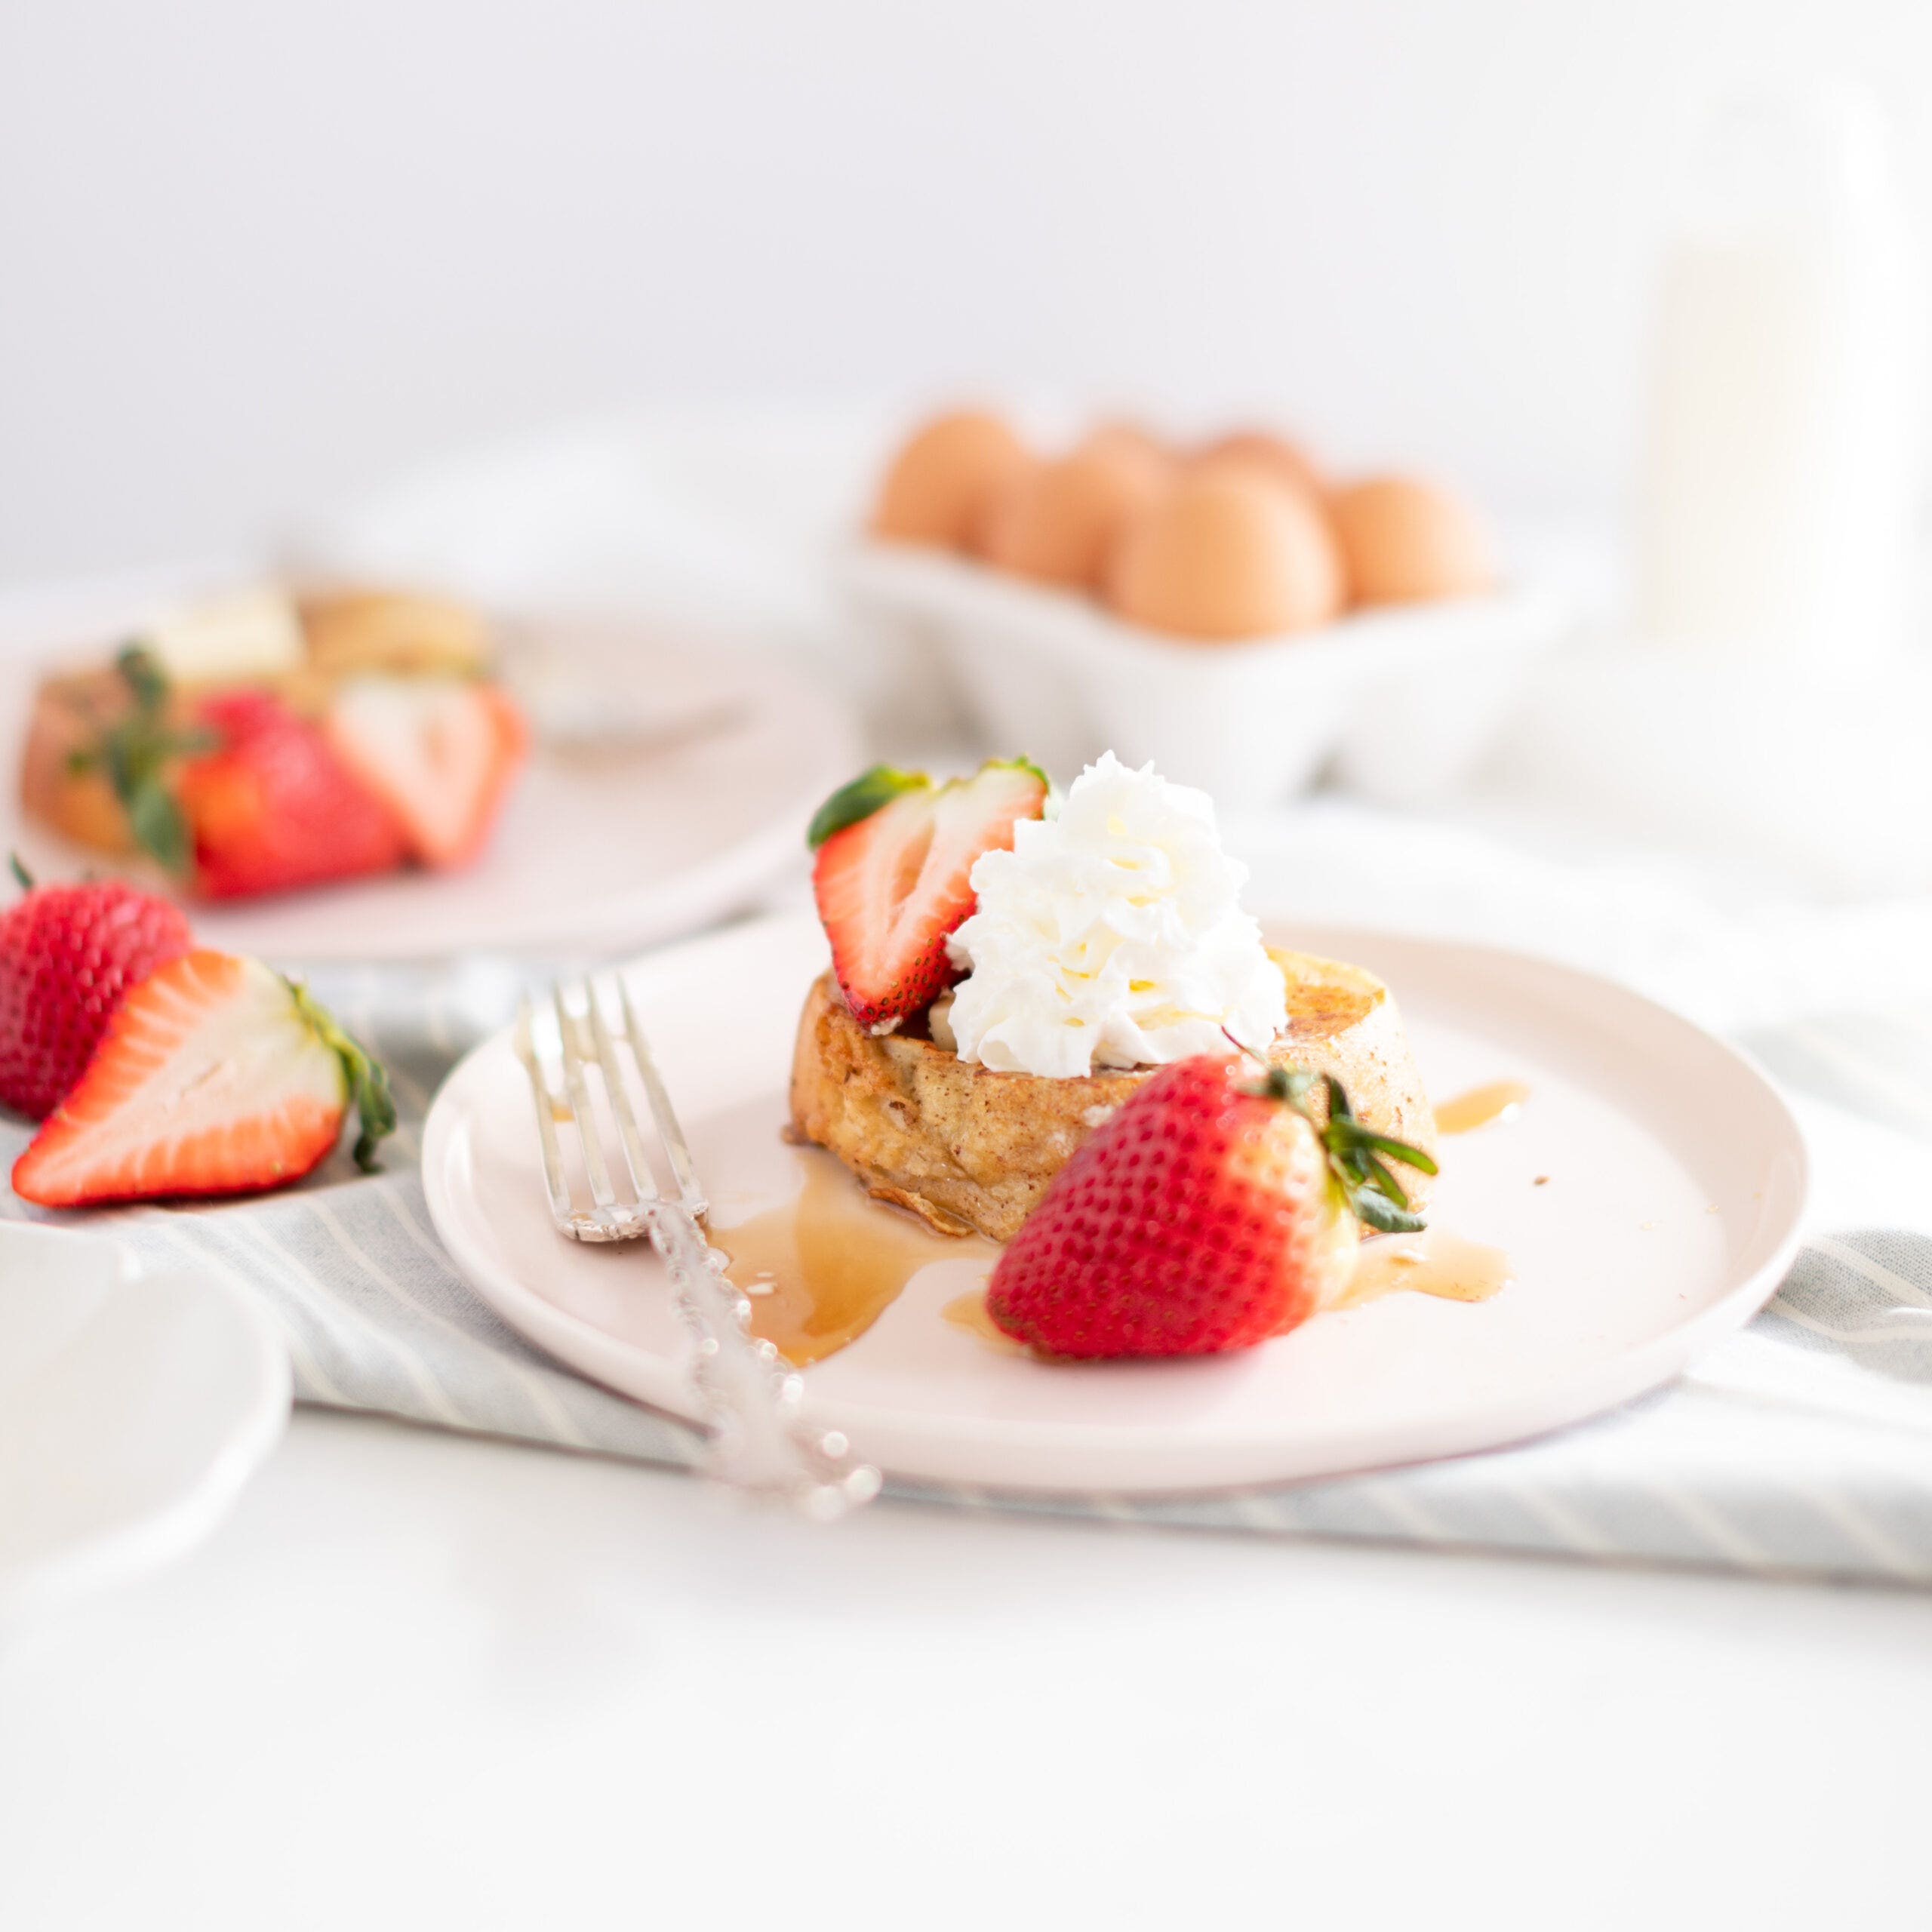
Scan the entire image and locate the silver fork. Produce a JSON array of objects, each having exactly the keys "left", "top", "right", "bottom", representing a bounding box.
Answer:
[{"left": 516, "top": 976, "right": 880, "bottom": 1519}]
